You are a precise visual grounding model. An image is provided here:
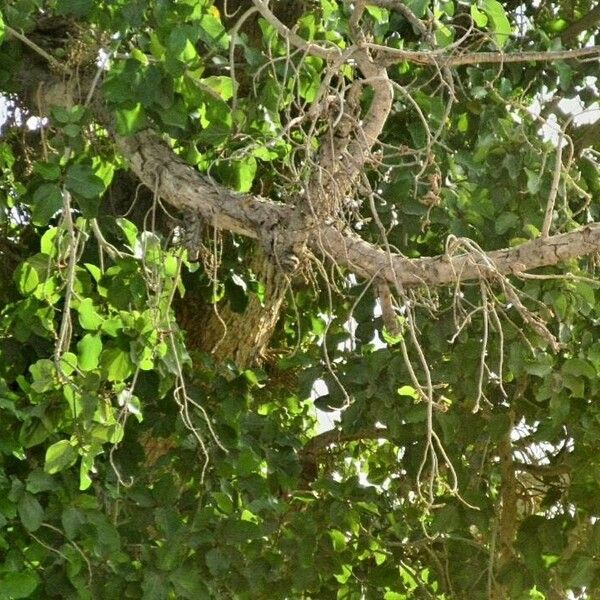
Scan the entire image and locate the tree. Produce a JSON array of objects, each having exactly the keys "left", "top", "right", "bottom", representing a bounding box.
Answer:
[{"left": 0, "top": 0, "right": 599, "bottom": 597}]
